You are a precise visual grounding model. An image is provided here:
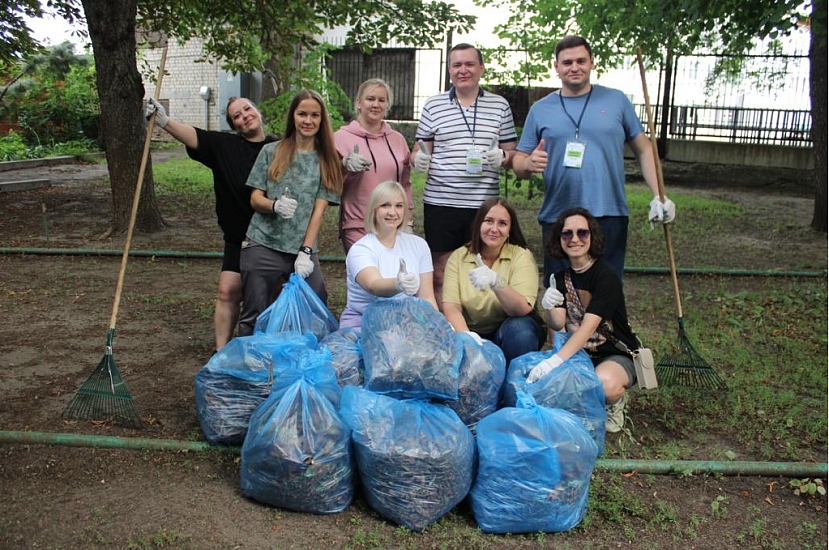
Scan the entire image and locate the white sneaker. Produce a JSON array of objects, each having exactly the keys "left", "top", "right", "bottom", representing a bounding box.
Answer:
[{"left": 605, "top": 394, "right": 626, "bottom": 433}]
